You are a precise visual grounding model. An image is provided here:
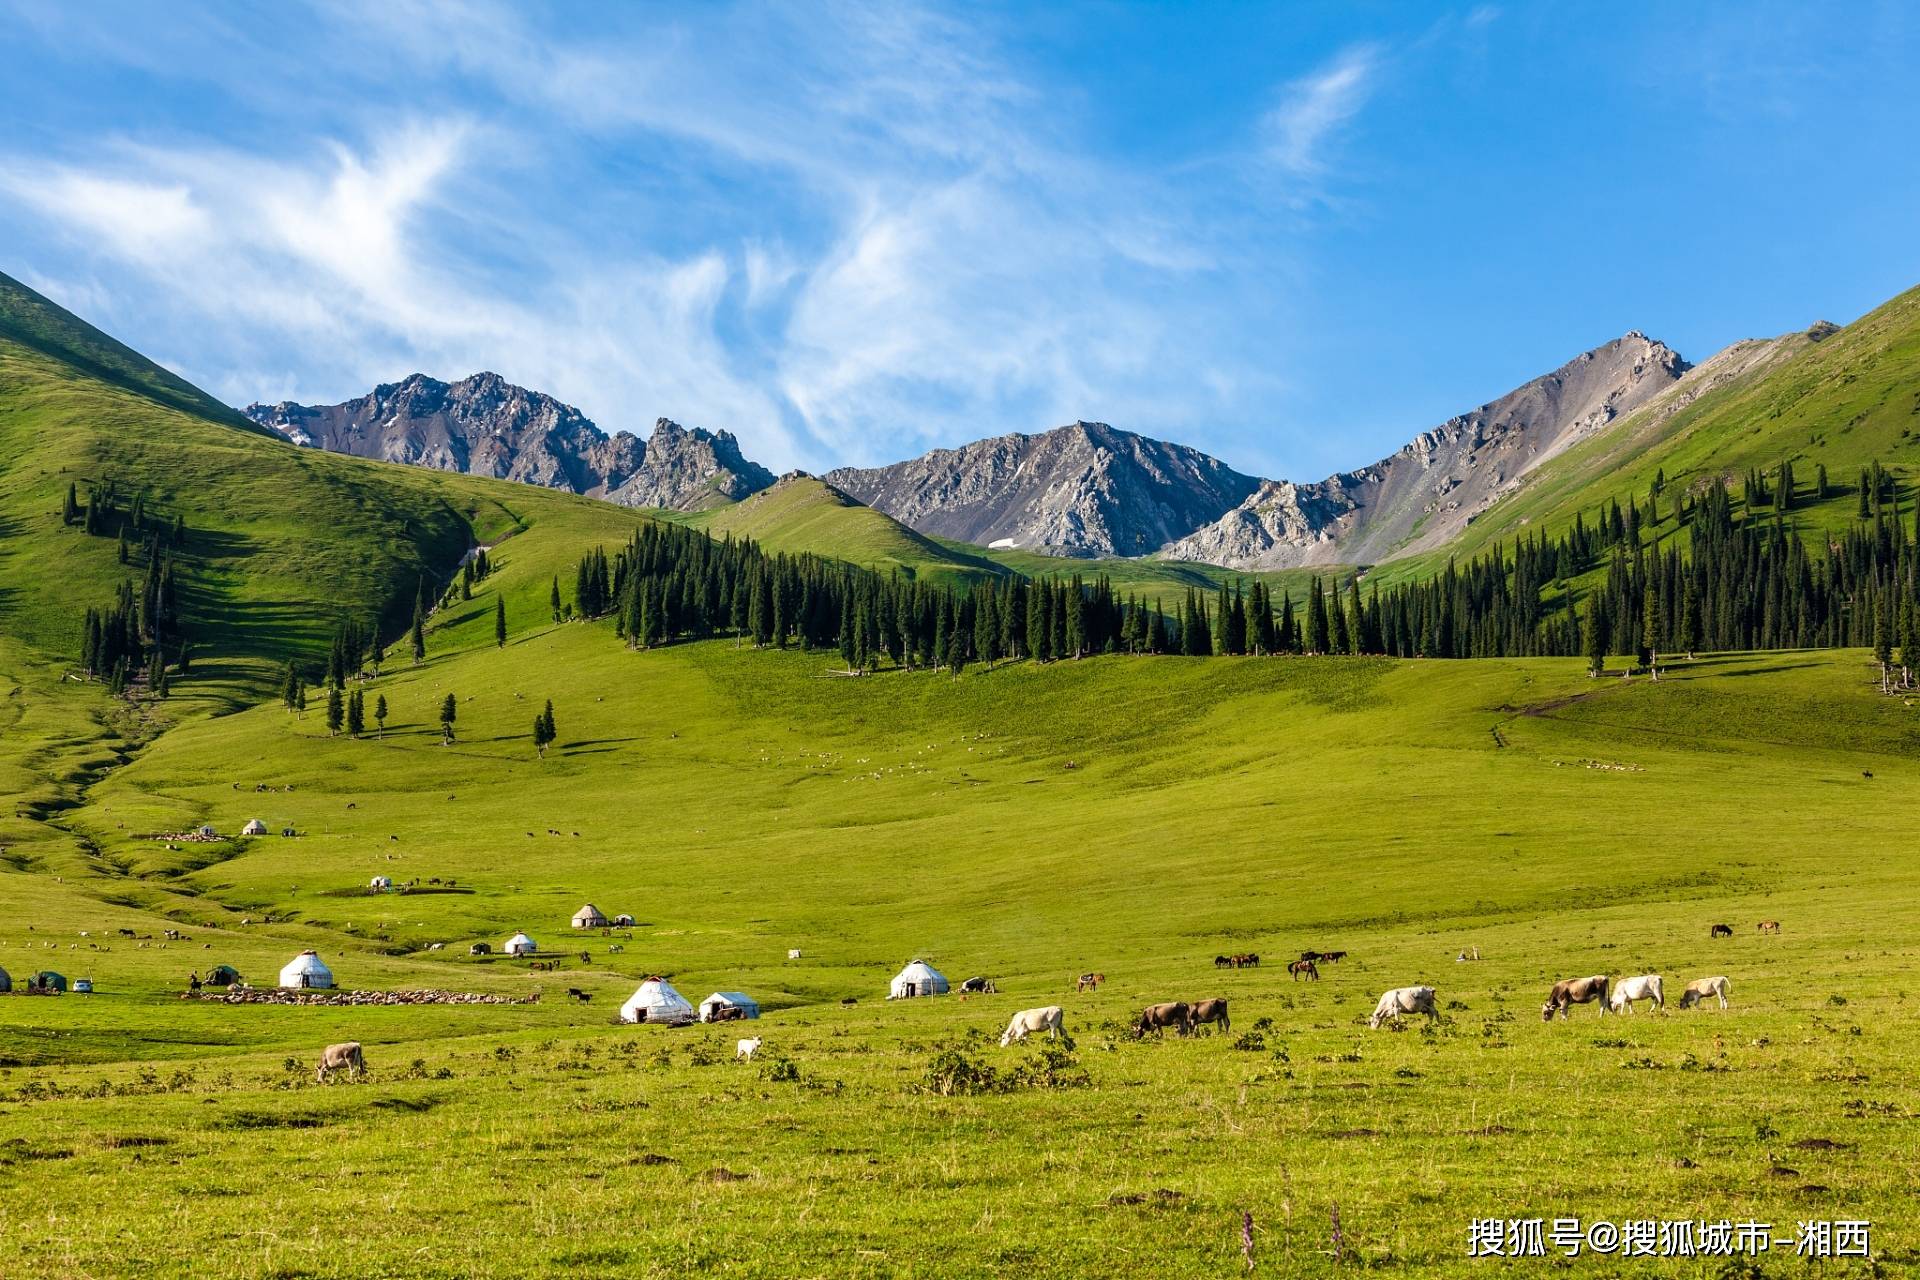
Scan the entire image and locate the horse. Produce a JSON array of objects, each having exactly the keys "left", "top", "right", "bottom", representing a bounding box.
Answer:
[
  {"left": 1710, "top": 923, "right": 1733, "bottom": 938},
  {"left": 1288, "top": 958, "right": 1320, "bottom": 982},
  {"left": 1757, "top": 920, "right": 1781, "bottom": 934},
  {"left": 1076, "top": 972, "right": 1105, "bottom": 993}
]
